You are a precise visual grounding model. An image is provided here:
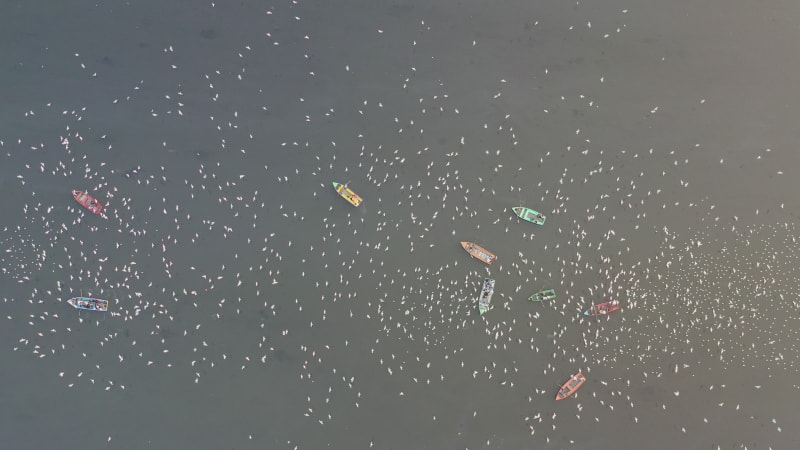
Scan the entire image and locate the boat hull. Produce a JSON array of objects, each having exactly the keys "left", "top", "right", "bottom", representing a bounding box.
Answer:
[
  {"left": 556, "top": 372, "right": 586, "bottom": 400},
  {"left": 478, "top": 278, "right": 495, "bottom": 315},
  {"left": 72, "top": 190, "right": 104, "bottom": 214},
  {"left": 460, "top": 241, "right": 496, "bottom": 265},
  {"left": 512, "top": 206, "right": 545, "bottom": 225},
  {"left": 584, "top": 300, "right": 620, "bottom": 316},
  {"left": 332, "top": 182, "right": 363, "bottom": 207},
  {"left": 530, "top": 289, "right": 556, "bottom": 302},
  {"left": 68, "top": 297, "right": 109, "bottom": 312}
]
